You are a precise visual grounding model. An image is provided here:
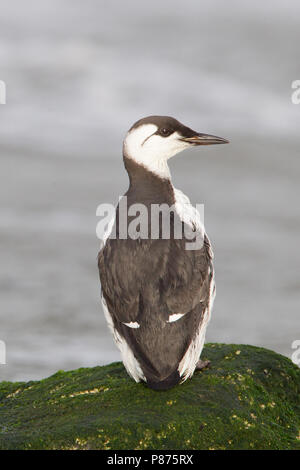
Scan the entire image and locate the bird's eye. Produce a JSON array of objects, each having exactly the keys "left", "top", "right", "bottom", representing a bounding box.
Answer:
[{"left": 159, "top": 128, "right": 172, "bottom": 137}]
